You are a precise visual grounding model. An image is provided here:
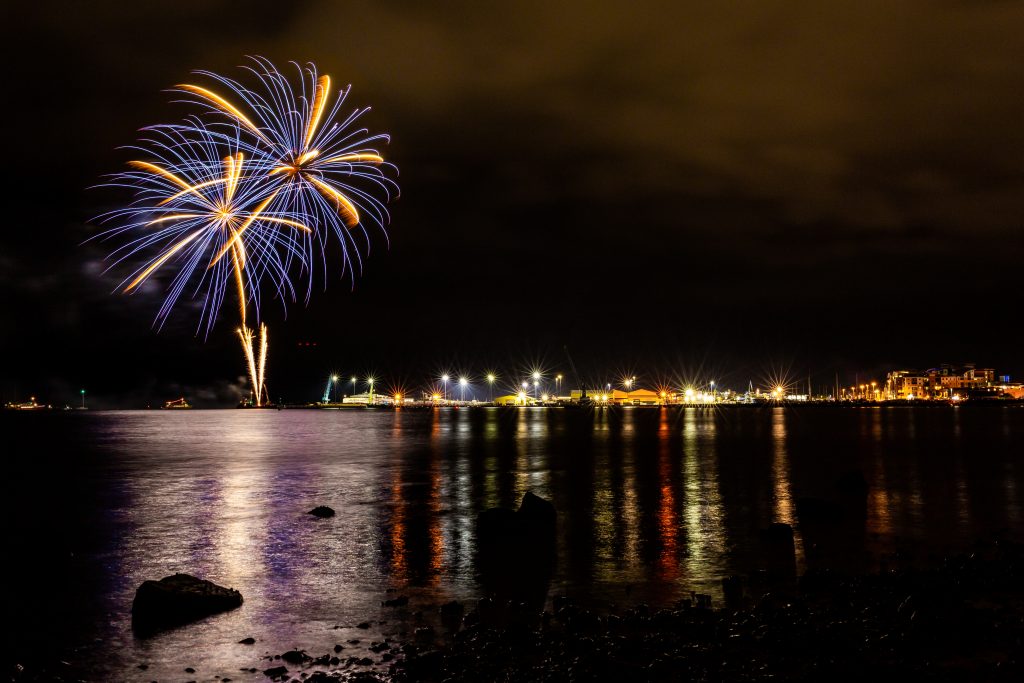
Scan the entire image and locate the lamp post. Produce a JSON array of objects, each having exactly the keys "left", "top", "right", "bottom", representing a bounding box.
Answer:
[
  {"left": 459, "top": 376, "right": 468, "bottom": 402},
  {"left": 331, "top": 375, "right": 338, "bottom": 403},
  {"left": 442, "top": 374, "right": 449, "bottom": 402},
  {"left": 556, "top": 374, "right": 563, "bottom": 396},
  {"left": 351, "top": 376, "right": 357, "bottom": 398},
  {"left": 487, "top": 373, "right": 495, "bottom": 402},
  {"left": 532, "top": 371, "right": 541, "bottom": 399},
  {"left": 368, "top": 377, "right": 375, "bottom": 404},
  {"left": 80, "top": 388, "right": 86, "bottom": 409},
  {"left": 710, "top": 380, "right": 715, "bottom": 401}
]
